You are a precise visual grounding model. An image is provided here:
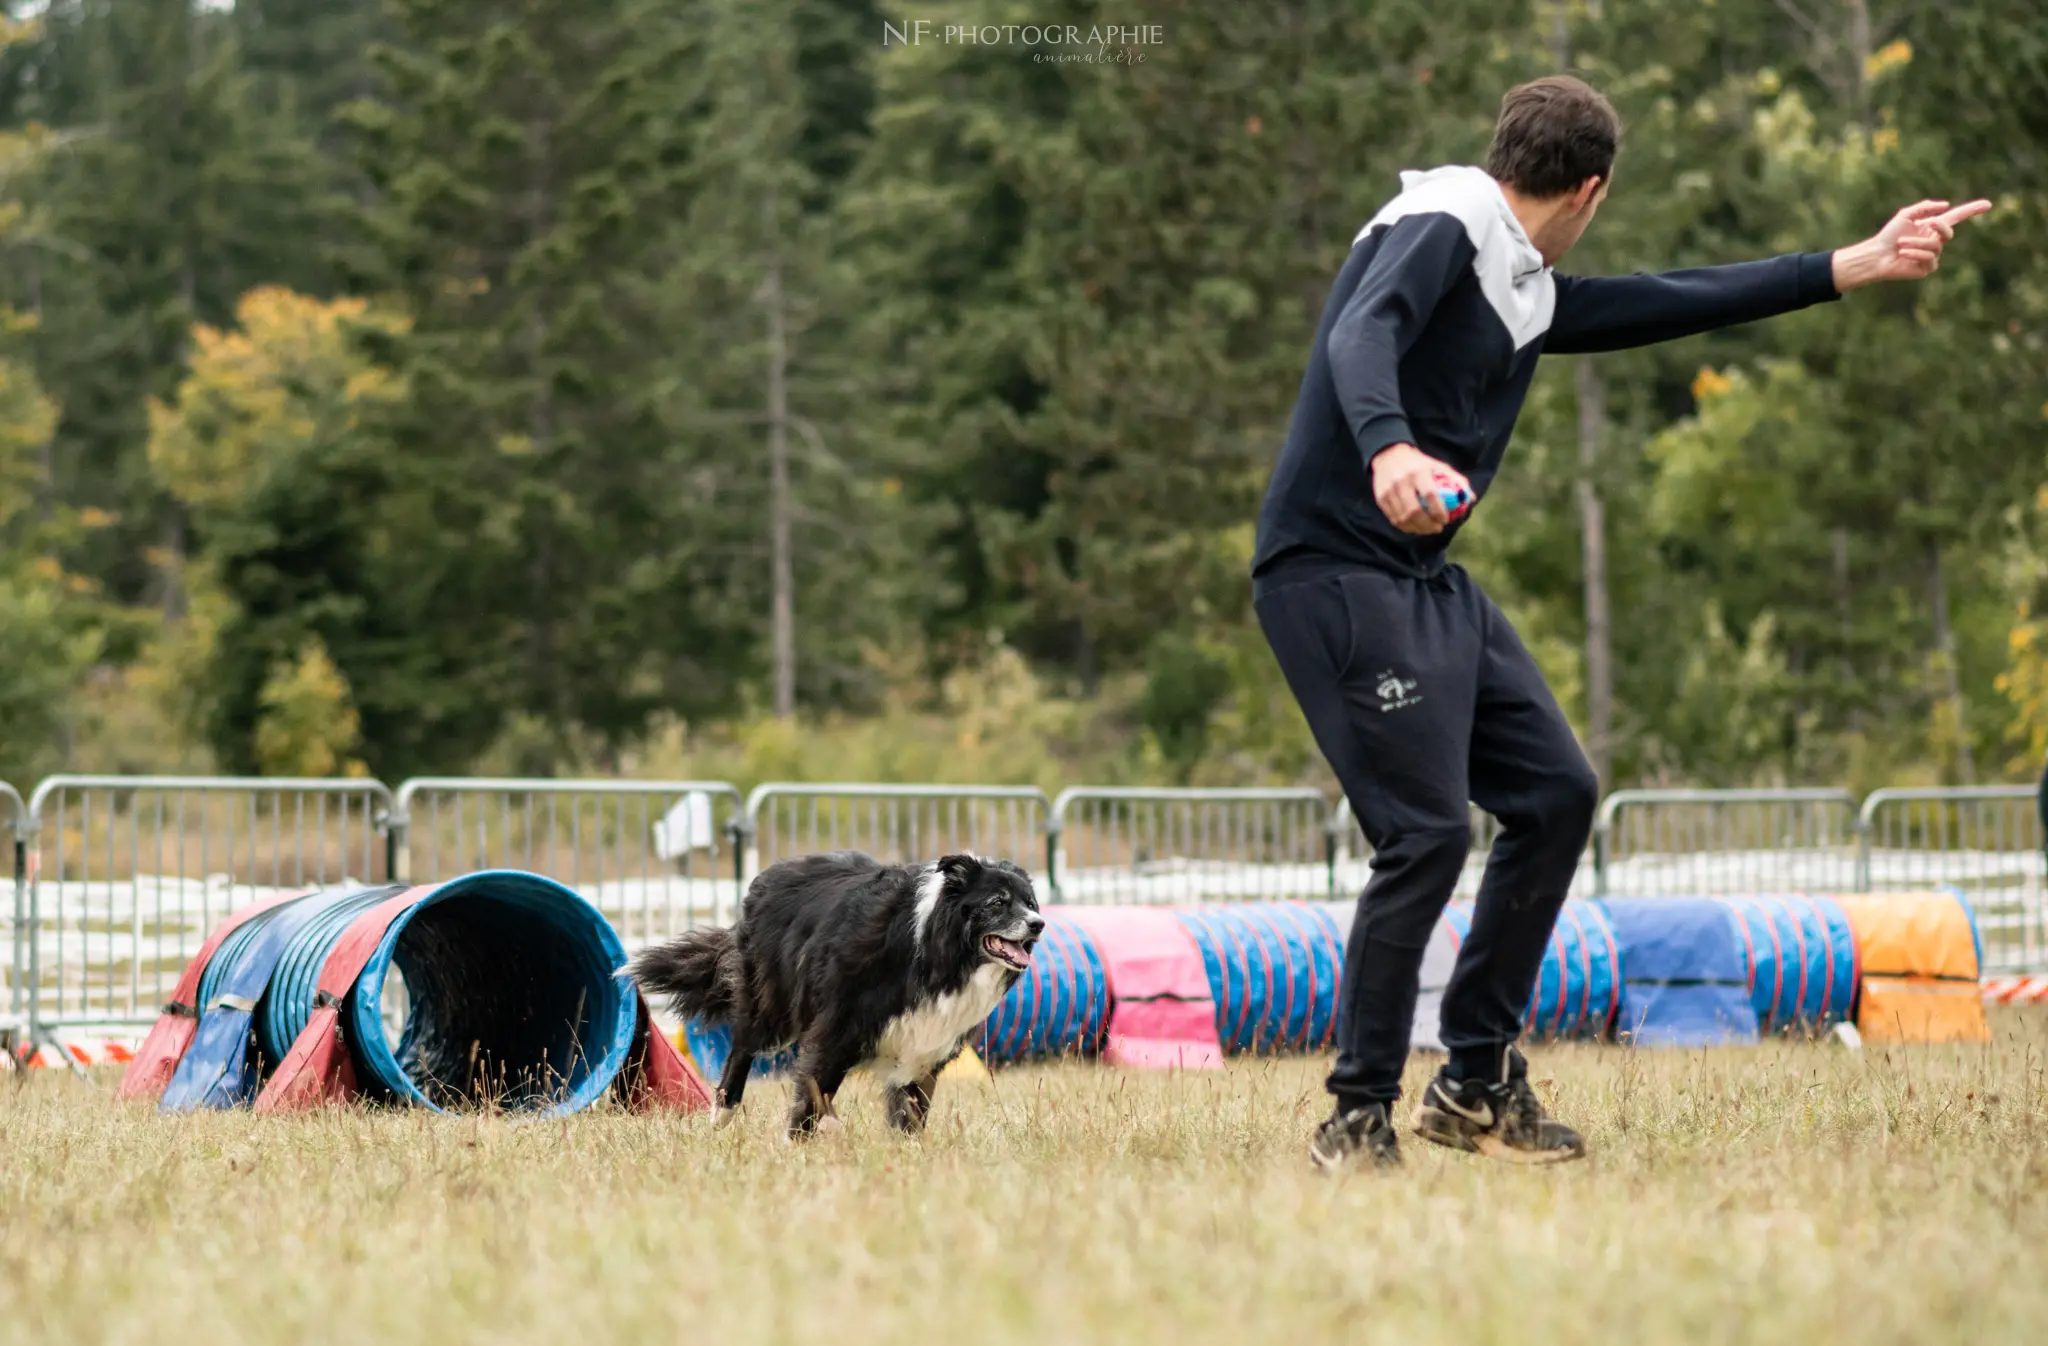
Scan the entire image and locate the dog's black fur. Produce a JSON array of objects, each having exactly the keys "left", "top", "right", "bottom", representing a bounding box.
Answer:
[{"left": 629, "top": 851, "right": 1043, "bottom": 1138}]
